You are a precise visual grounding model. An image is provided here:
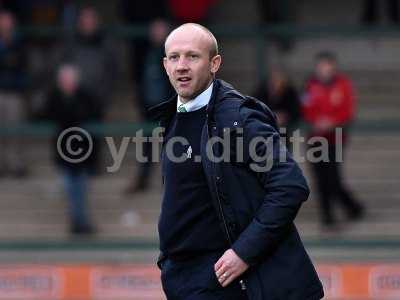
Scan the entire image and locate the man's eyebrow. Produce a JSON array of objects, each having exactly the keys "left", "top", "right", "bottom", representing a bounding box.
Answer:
[
  {"left": 166, "top": 50, "right": 201, "bottom": 56},
  {"left": 186, "top": 50, "right": 201, "bottom": 55}
]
